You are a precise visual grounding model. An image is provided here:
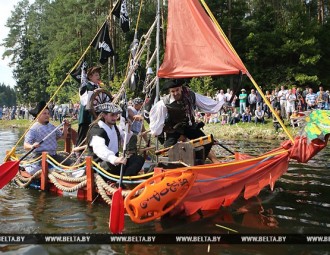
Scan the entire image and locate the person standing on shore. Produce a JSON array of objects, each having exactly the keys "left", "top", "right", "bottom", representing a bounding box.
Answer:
[{"left": 239, "top": 89, "right": 247, "bottom": 114}]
